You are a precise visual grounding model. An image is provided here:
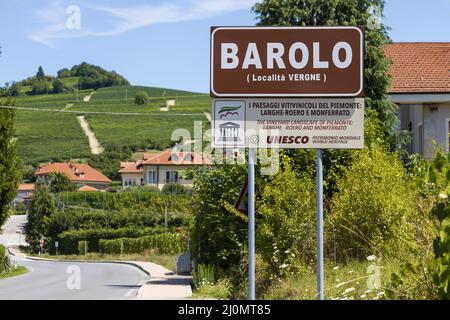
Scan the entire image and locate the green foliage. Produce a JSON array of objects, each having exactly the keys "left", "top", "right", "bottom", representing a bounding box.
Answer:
[
  {"left": 99, "top": 232, "right": 186, "bottom": 255},
  {"left": 14, "top": 202, "right": 27, "bottom": 214},
  {"left": 52, "top": 79, "right": 64, "bottom": 94},
  {"left": 331, "top": 145, "right": 418, "bottom": 260},
  {"left": 0, "top": 245, "right": 12, "bottom": 274},
  {"left": 36, "top": 66, "right": 45, "bottom": 81},
  {"left": 162, "top": 183, "right": 191, "bottom": 195},
  {"left": 78, "top": 240, "right": 88, "bottom": 255},
  {"left": 55, "top": 190, "right": 192, "bottom": 214},
  {"left": 134, "top": 91, "right": 149, "bottom": 105},
  {"left": 25, "top": 184, "right": 56, "bottom": 252},
  {"left": 191, "top": 164, "right": 248, "bottom": 271},
  {"left": 257, "top": 162, "right": 316, "bottom": 276},
  {"left": 50, "top": 172, "right": 76, "bottom": 193},
  {"left": 193, "top": 264, "right": 216, "bottom": 289},
  {"left": 71, "top": 62, "right": 129, "bottom": 90},
  {"left": 31, "top": 80, "right": 51, "bottom": 95},
  {"left": 434, "top": 216, "right": 450, "bottom": 299},
  {"left": 0, "top": 98, "right": 22, "bottom": 227},
  {"left": 58, "top": 226, "right": 168, "bottom": 254},
  {"left": 386, "top": 260, "right": 437, "bottom": 300},
  {"left": 253, "top": 0, "right": 406, "bottom": 150},
  {"left": 47, "top": 208, "right": 188, "bottom": 242}
]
